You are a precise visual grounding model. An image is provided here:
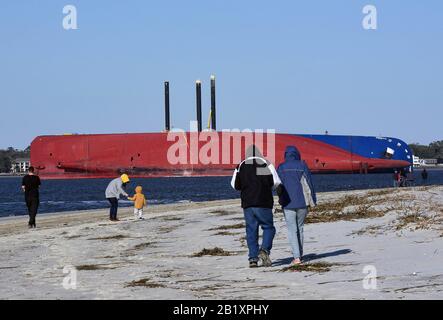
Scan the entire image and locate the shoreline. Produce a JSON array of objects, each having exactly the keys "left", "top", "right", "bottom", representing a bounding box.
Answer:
[
  {"left": 0, "top": 187, "right": 407, "bottom": 223},
  {"left": 0, "top": 174, "right": 25, "bottom": 178},
  {"left": 3, "top": 181, "right": 443, "bottom": 220},
  {"left": 0, "top": 198, "right": 243, "bottom": 236},
  {"left": 0, "top": 186, "right": 442, "bottom": 299}
]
